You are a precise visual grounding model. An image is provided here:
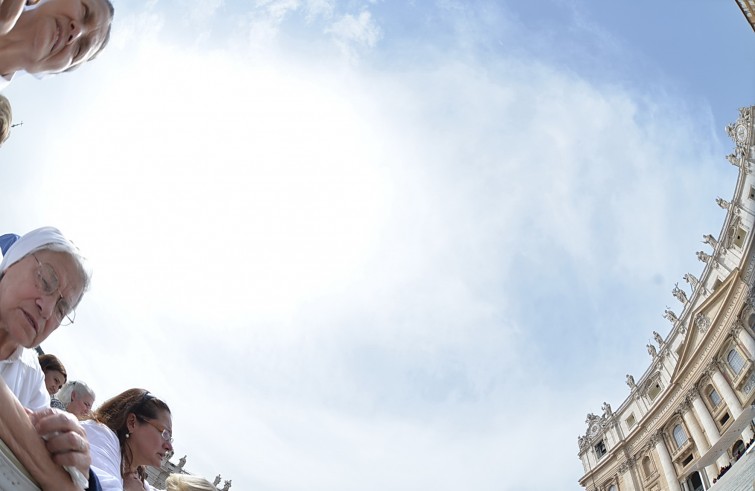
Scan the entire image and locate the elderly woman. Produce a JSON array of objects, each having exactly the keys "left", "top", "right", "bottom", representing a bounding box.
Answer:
[
  {"left": 0, "top": 0, "right": 115, "bottom": 89},
  {"left": 55, "top": 379, "right": 96, "bottom": 420},
  {"left": 83, "top": 389, "right": 174, "bottom": 491},
  {"left": 0, "top": 226, "right": 97, "bottom": 490}
]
